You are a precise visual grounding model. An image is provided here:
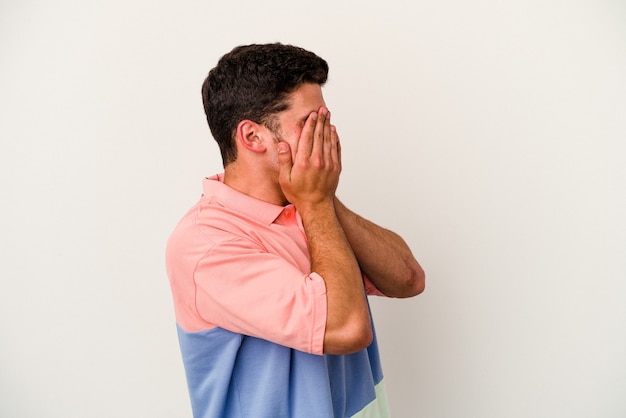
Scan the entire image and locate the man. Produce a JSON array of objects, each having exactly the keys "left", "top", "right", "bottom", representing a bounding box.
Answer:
[{"left": 166, "top": 43, "right": 425, "bottom": 418}]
